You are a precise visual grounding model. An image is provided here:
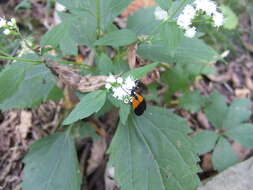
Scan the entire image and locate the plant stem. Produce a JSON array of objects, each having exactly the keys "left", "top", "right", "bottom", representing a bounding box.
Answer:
[
  {"left": 0, "top": 54, "right": 92, "bottom": 69},
  {"left": 0, "top": 55, "right": 42, "bottom": 64},
  {"left": 96, "top": 0, "right": 101, "bottom": 39}
]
